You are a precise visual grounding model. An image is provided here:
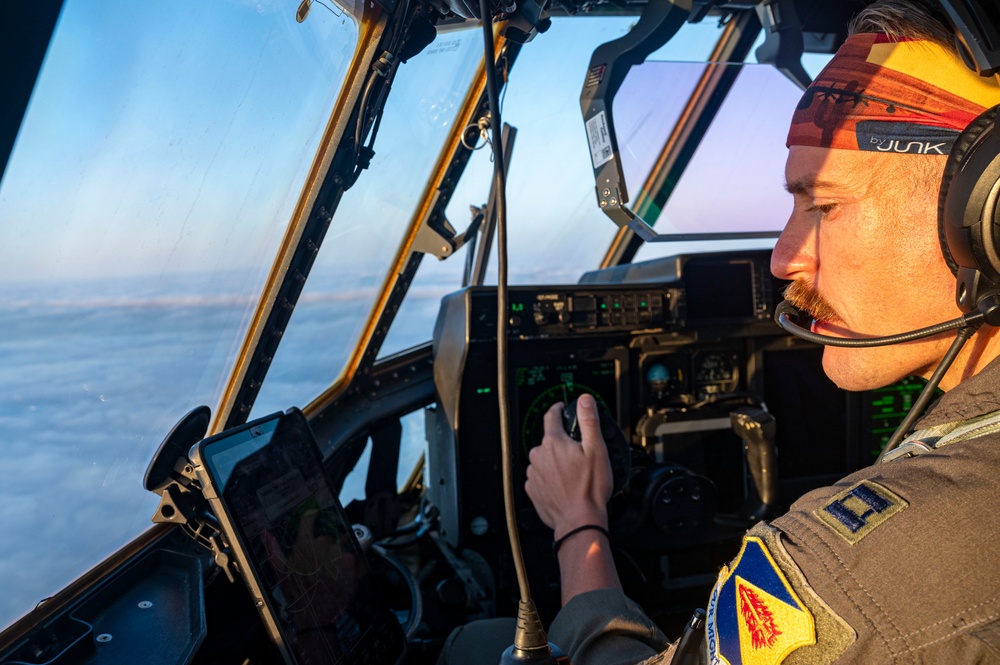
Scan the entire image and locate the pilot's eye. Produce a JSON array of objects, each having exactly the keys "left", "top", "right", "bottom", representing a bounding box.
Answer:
[{"left": 807, "top": 203, "right": 837, "bottom": 216}]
